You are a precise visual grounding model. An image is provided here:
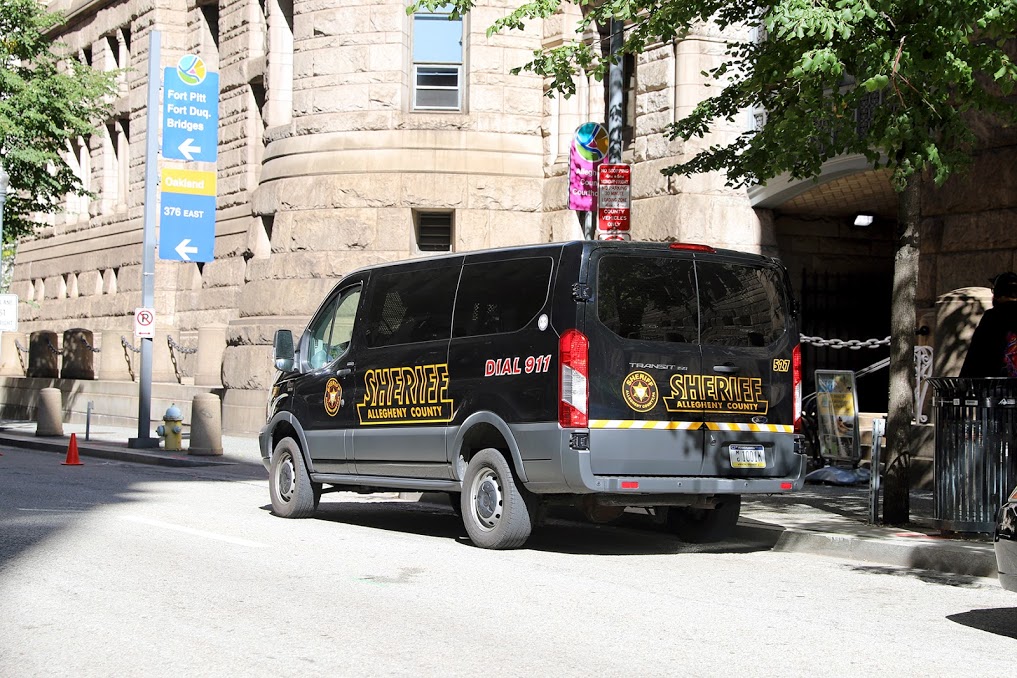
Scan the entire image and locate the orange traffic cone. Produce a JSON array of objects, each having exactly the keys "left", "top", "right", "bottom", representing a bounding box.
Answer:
[{"left": 62, "top": 433, "right": 83, "bottom": 466}]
